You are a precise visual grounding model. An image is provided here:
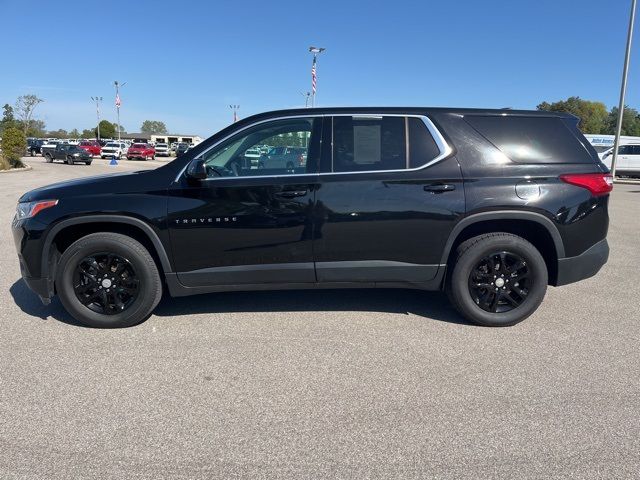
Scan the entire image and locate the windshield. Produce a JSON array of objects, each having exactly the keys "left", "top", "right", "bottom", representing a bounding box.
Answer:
[
  {"left": 131, "top": 143, "right": 146, "bottom": 148},
  {"left": 105, "top": 143, "right": 118, "bottom": 147}
]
